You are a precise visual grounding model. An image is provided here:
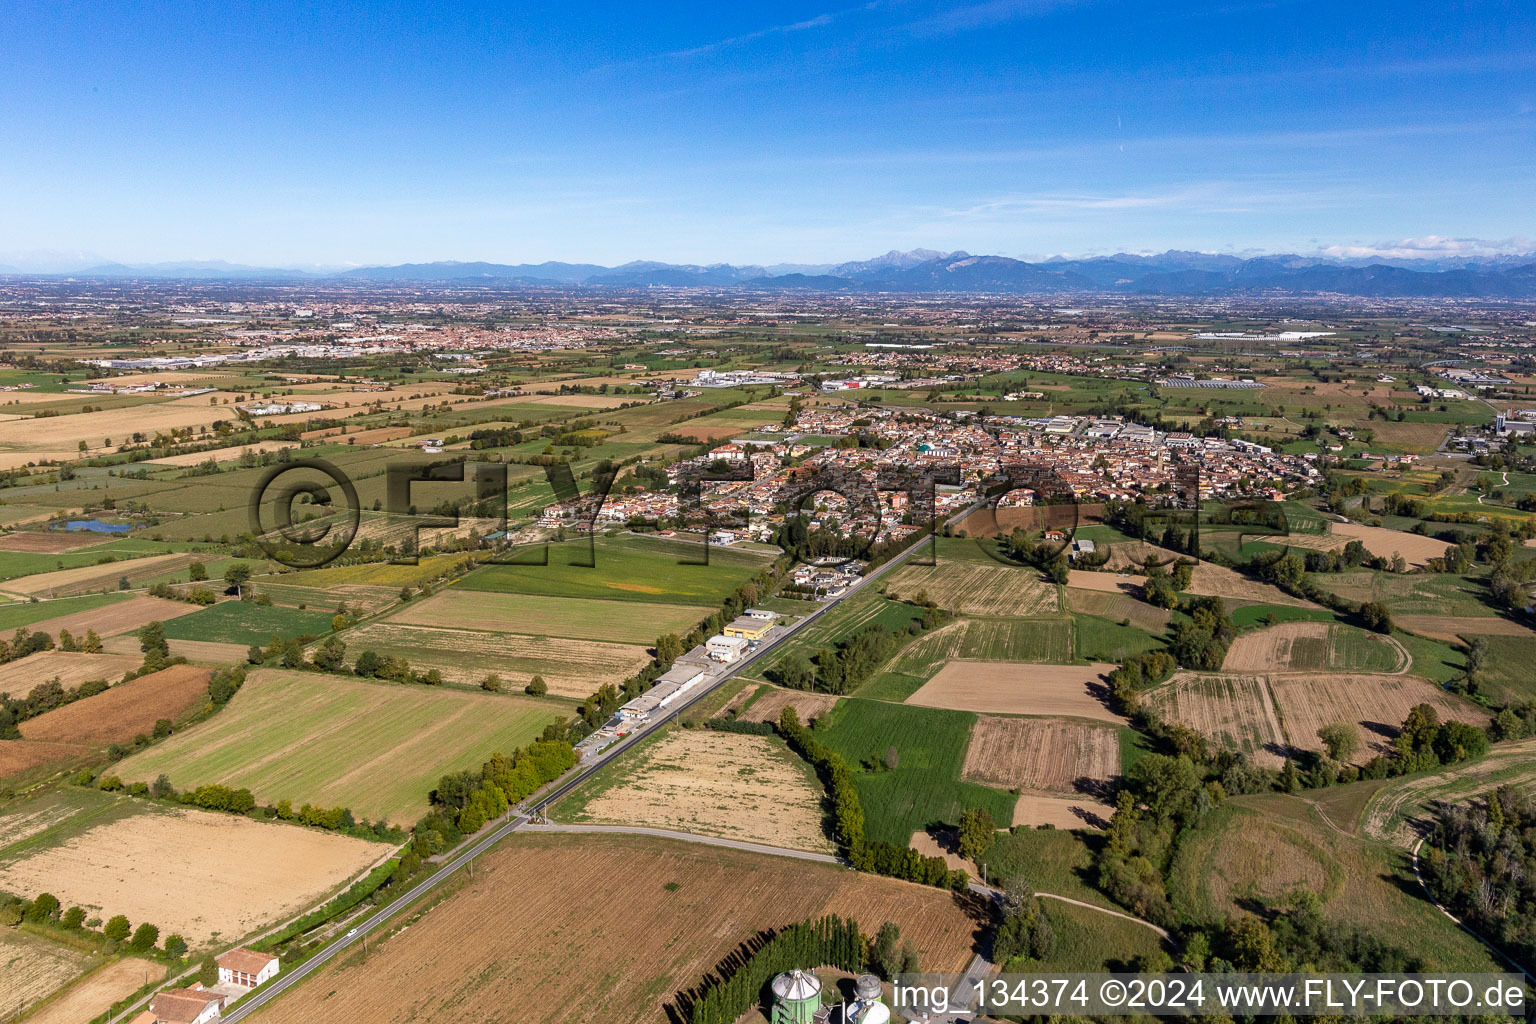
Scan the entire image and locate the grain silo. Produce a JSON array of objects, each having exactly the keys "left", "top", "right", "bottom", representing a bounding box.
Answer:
[
  {"left": 770, "top": 968, "right": 822, "bottom": 1023},
  {"left": 845, "top": 974, "right": 890, "bottom": 1024}
]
